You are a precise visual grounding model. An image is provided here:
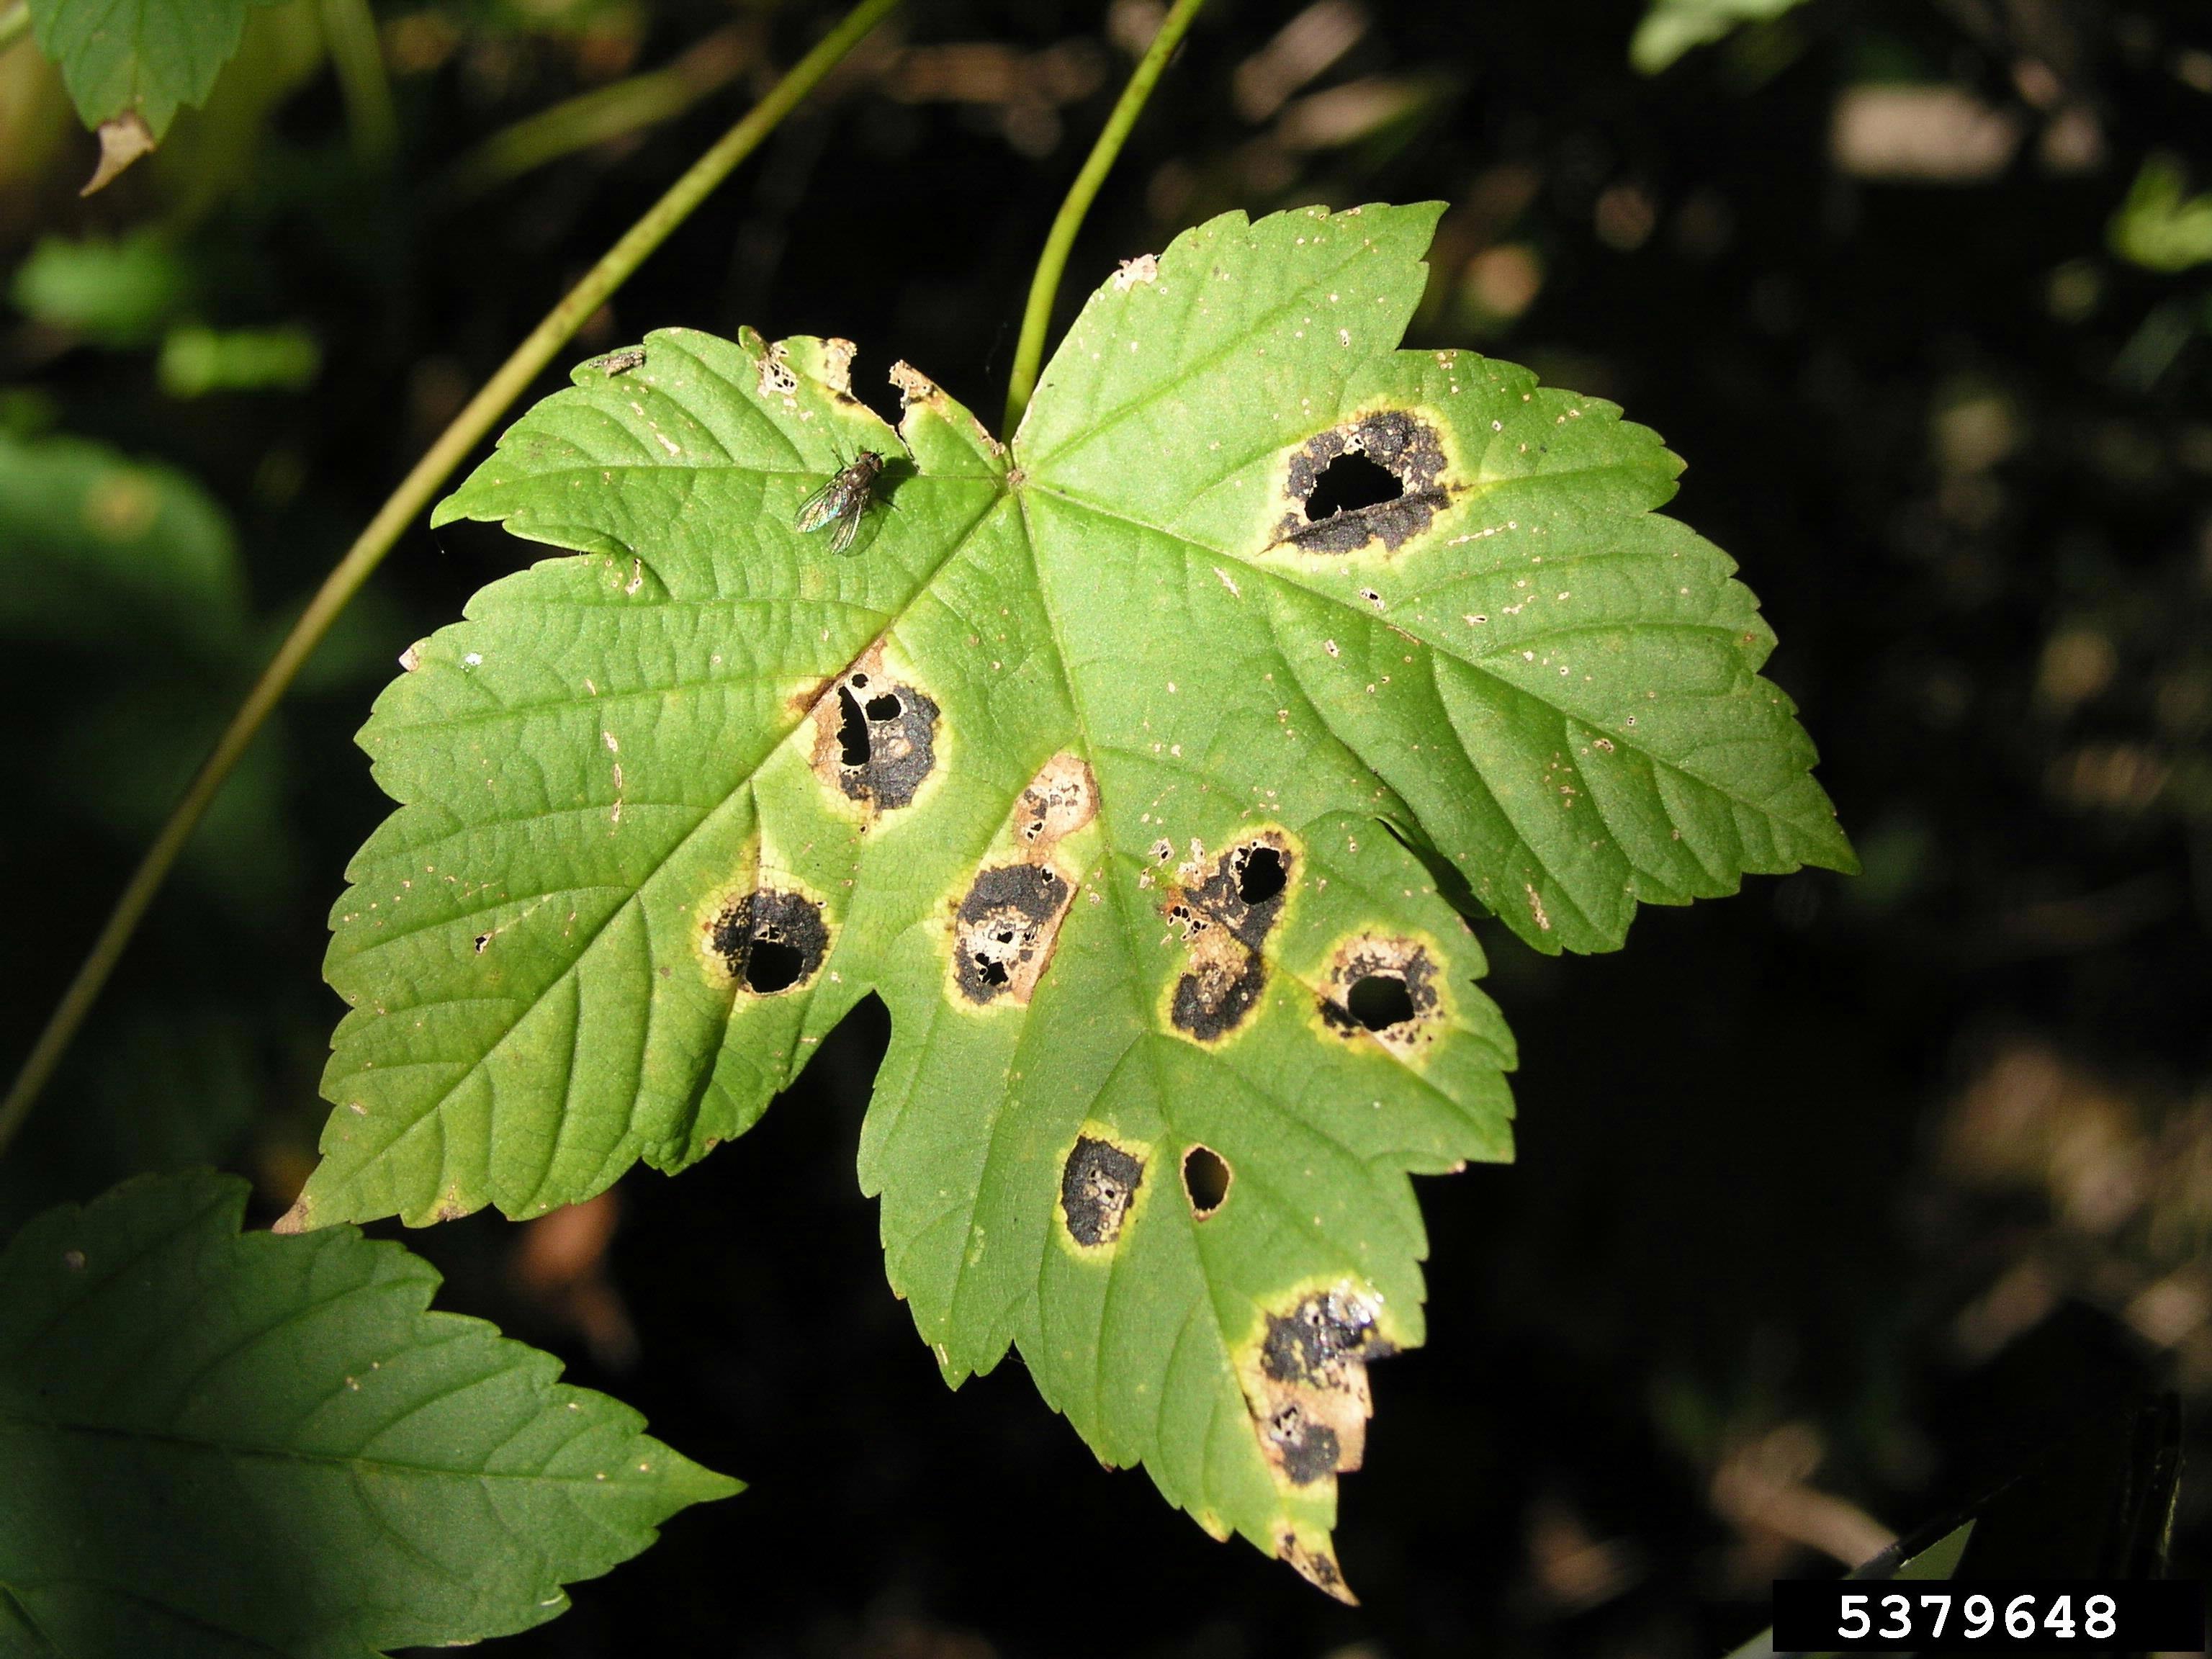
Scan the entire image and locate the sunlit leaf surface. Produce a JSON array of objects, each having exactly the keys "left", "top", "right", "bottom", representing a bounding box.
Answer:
[{"left": 295, "top": 204, "right": 1850, "bottom": 1591}]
